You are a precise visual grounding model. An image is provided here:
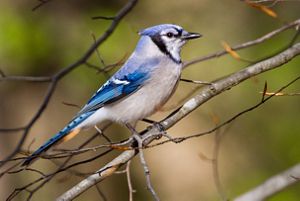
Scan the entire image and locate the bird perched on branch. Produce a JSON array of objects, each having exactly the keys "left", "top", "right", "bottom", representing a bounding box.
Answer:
[{"left": 23, "top": 24, "right": 201, "bottom": 166}]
